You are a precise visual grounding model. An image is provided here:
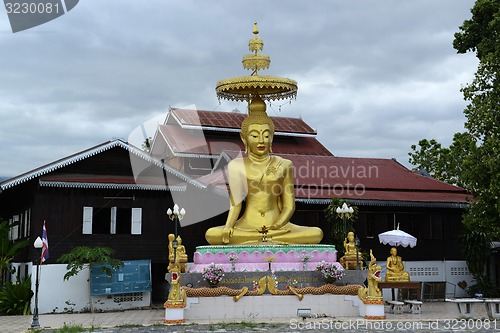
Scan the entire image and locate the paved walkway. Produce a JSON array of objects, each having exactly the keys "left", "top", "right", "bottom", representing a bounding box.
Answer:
[{"left": 0, "top": 302, "right": 492, "bottom": 333}]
